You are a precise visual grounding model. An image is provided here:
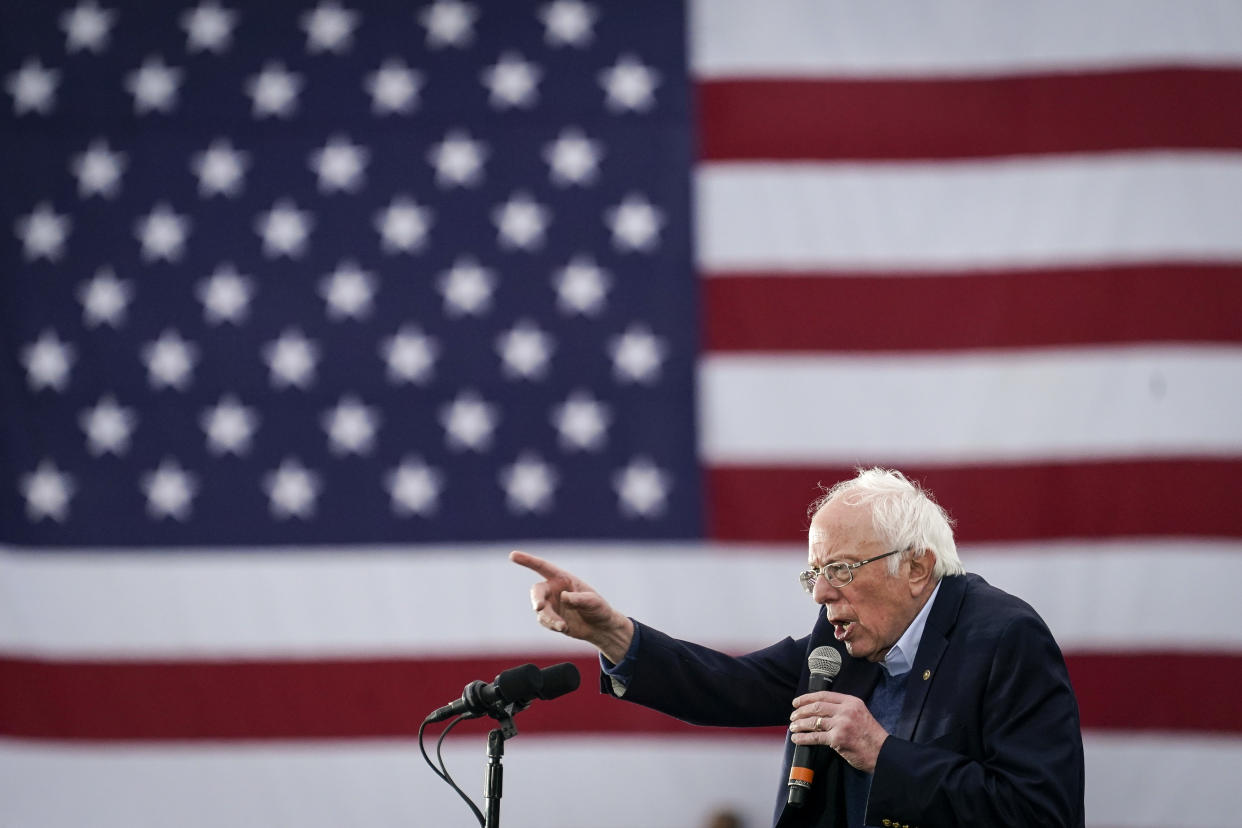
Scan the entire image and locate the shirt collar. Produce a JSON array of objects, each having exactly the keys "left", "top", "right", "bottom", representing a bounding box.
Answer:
[{"left": 881, "top": 578, "right": 942, "bottom": 677}]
